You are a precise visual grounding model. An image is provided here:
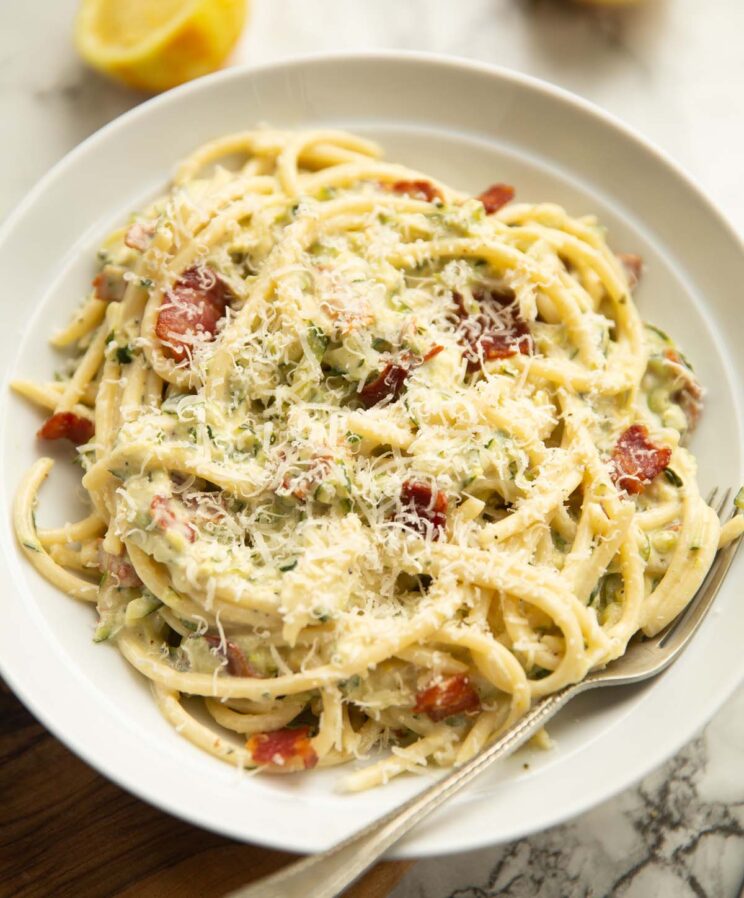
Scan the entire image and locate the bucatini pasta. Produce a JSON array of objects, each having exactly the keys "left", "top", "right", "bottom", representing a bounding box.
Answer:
[{"left": 13, "top": 129, "right": 744, "bottom": 789}]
